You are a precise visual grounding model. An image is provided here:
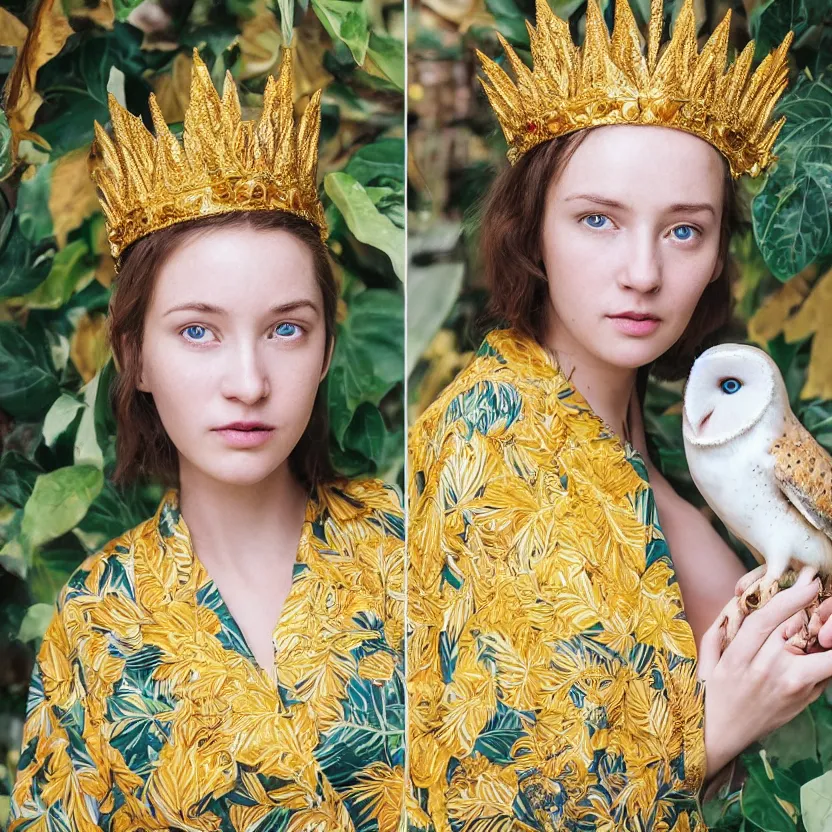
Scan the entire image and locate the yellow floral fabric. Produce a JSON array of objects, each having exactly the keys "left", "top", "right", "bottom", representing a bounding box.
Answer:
[
  {"left": 10, "top": 477, "right": 405, "bottom": 832},
  {"left": 407, "top": 328, "right": 706, "bottom": 832}
]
